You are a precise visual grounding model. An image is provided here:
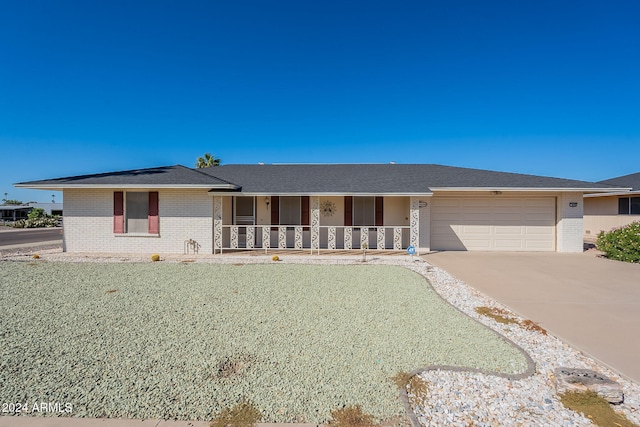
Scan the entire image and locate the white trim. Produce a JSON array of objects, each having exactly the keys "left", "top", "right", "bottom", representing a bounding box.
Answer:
[
  {"left": 429, "top": 187, "right": 629, "bottom": 192},
  {"left": 16, "top": 184, "right": 238, "bottom": 190},
  {"left": 584, "top": 190, "right": 640, "bottom": 198},
  {"left": 207, "top": 192, "right": 434, "bottom": 197}
]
